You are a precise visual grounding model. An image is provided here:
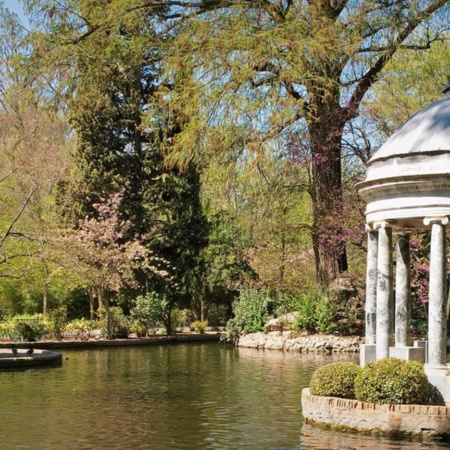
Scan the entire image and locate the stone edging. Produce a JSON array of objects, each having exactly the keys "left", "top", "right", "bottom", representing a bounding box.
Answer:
[
  {"left": 238, "top": 332, "right": 362, "bottom": 352},
  {"left": 0, "top": 333, "right": 220, "bottom": 350},
  {"left": 301, "top": 388, "right": 450, "bottom": 438},
  {"left": 0, "top": 349, "right": 62, "bottom": 369}
]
